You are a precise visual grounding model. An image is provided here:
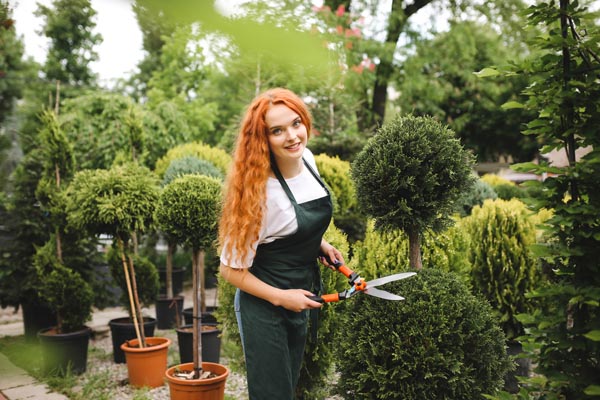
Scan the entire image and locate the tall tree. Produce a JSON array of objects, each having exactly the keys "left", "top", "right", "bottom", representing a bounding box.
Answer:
[
  {"left": 35, "top": 0, "right": 102, "bottom": 87},
  {"left": 395, "top": 21, "right": 537, "bottom": 162}
]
